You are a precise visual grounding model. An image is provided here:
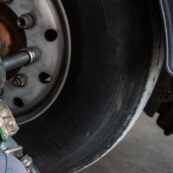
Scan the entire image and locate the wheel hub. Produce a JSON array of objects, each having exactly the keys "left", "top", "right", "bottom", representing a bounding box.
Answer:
[{"left": 0, "top": 0, "right": 71, "bottom": 124}]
